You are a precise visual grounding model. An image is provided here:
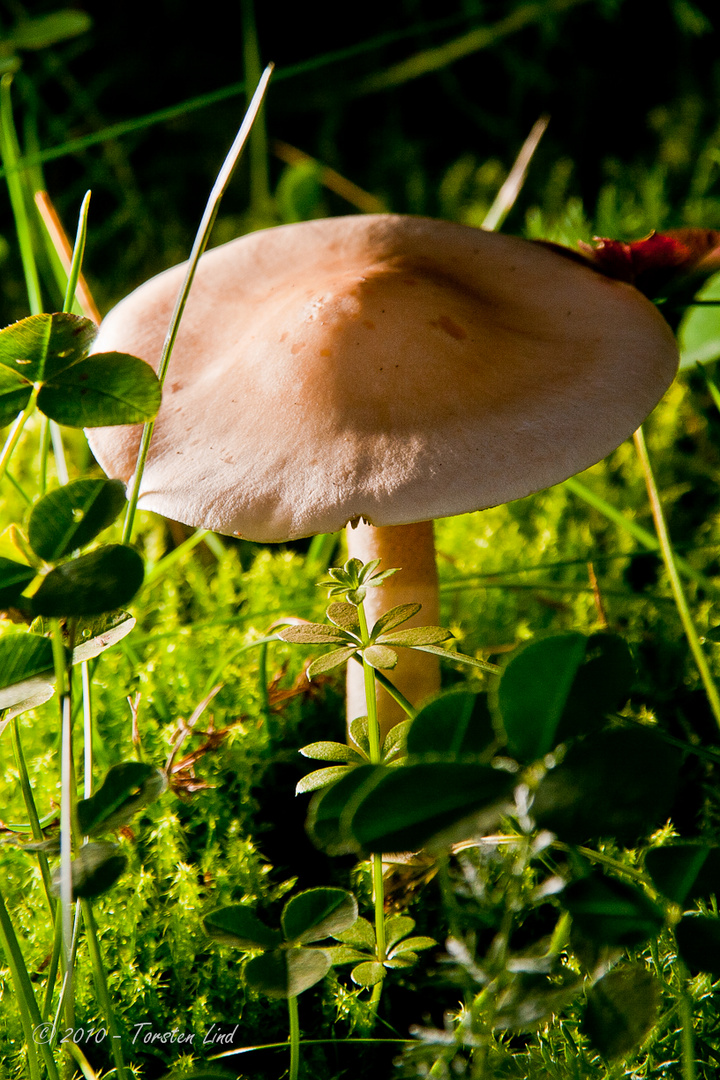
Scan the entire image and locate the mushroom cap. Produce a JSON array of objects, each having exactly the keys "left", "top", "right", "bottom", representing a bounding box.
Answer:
[{"left": 87, "top": 214, "right": 679, "bottom": 541}]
